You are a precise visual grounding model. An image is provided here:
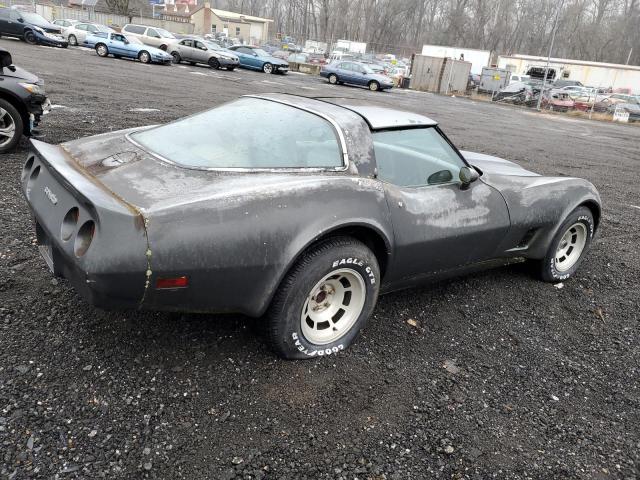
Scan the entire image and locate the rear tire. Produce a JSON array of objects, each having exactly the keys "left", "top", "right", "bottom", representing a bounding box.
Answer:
[
  {"left": 95, "top": 43, "right": 109, "bottom": 57},
  {"left": 208, "top": 57, "right": 220, "bottom": 69},
  {"left": 534, "top": 206, "right": 595, "bottom": 282},
  {"left": 0, "top": 99, "right": 23, "bottom": 154},
  {"left": 24, "top": 30, "right": 37, "bottom": 45},
  {"left": 266, "top": 236, "right": 380, "bottom": 360}
]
